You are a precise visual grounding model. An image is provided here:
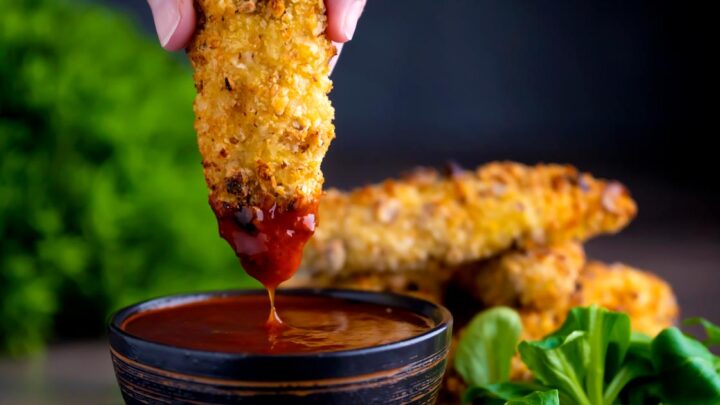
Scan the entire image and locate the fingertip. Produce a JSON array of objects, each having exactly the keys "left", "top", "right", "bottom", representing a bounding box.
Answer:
[
  {"left": 163, "top": 0, "right": 196, "bottom": 51},
  {"left": 148, "top": 0, "right": 195, "bottom": 51},
  {"left": 325, "top": 0, "right": 366, "bottom": 43},
  {"left": 325, "top": 0, "right": 349, "bottom": 42}
]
